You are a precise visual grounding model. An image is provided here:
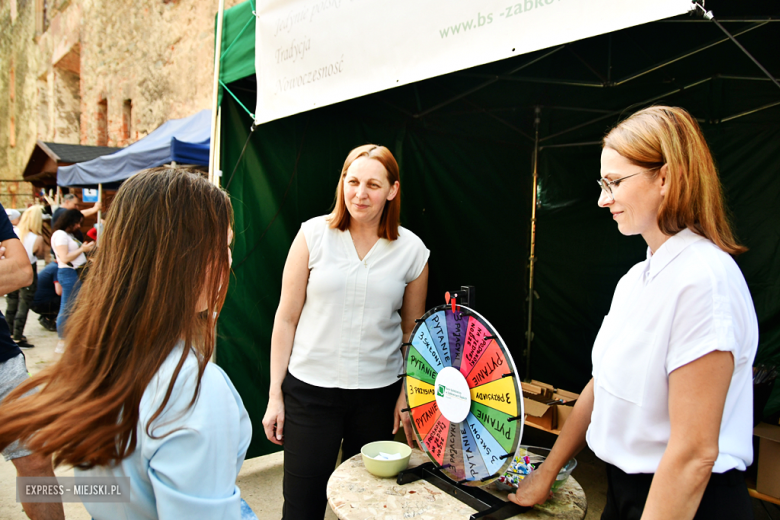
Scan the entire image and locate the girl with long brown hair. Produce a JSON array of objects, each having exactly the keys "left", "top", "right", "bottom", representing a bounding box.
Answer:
[
  {"left": 0, "top": 168, "right": 255, "bottom": 520},
  {"left": 510, "top": 106, "right": 757, "bottom": 519}
]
